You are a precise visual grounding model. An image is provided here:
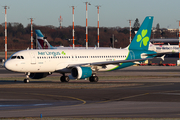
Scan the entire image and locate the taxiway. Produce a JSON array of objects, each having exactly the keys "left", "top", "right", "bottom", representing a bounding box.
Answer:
[{"left": 0, "top": 66, "right": 180, "bottom": 118}]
